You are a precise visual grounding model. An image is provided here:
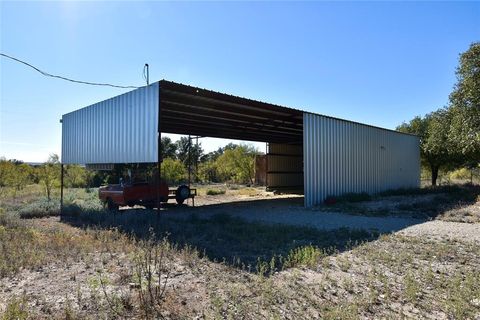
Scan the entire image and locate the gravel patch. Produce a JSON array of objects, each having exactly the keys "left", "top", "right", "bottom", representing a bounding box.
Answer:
[
  {"left": 224, "top": 210, "right": 425, "bottom": 233},
  {"left": 397, "top": 220, "right": 480, "bottom": 244},
  {"left": 168, "top": 197, "right": 426, "bottom": 233}
]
